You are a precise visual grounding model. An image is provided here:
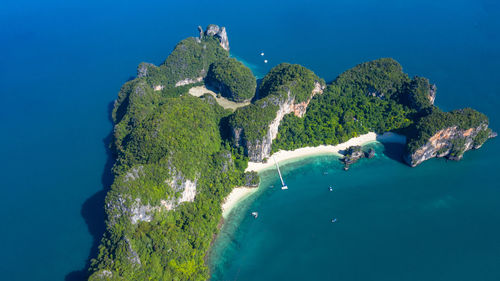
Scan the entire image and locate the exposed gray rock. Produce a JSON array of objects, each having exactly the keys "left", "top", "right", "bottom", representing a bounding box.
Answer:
[
  {"left": 125, "top": 237, "right": 141, "bottom": 266},
  {"left": 198, "top": 25, "right": 204, "bottom": 40},
  {"left": 124, "top": 165, "right": 144, "bottom": 182},
  {"left": 340, "top": 146, "right": 374, "bottom": 170},
  {"left": 429, "top": 84, "right": 437, "bottom": 105},
  {"left": 107, "top": 166, "right": 198, "bottom": 226},
  {"left": 205, "top": 24, "right": 220, "bottom": 36},
  {"left": 137, "top": 62, "right": 155, "bottom": 78},
  {"left": 93, "top": 269, "right": 113, "bottom": 279},
  {"left": 204, "top": 24, "right": 230, "bottom": 51},
  {"left": 238, "top": 82, "right": 324, "bottom": 162},
  {"left": 174, "top": 76, "right": 203, "bottom": 87},
  {"left": 217, "top": 27, "right": 229, "bottom": 51}
]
